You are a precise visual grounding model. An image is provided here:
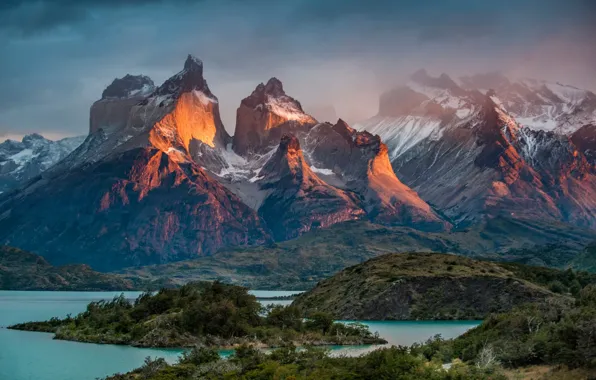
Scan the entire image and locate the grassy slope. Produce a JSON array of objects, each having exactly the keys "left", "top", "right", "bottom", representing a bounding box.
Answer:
[
  {"left": 291, "top": 252, "right": 592, "bottom": 320},
  {"left": 120, "top": 218, "right": 594, "bottom": 290}
]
